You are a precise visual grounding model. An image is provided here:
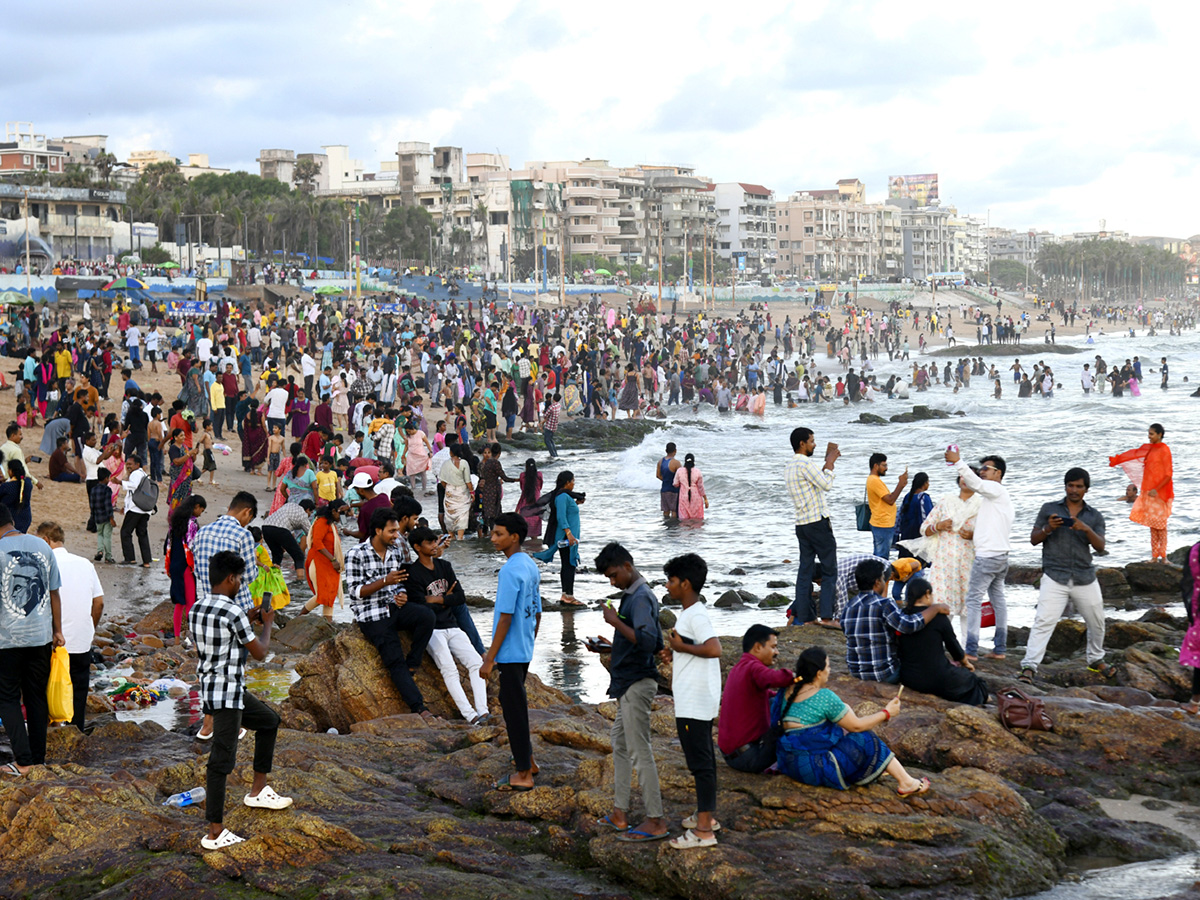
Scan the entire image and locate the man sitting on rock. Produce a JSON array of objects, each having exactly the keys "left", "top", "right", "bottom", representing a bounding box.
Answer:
[
  {"left": 343, "top": 506, "right": 437, "bottom": 720},
  {"left": 717, "top": 624, "right": 793, "bottom": 773},
  {"left": 843, "top": 559, "right": 948, "bottom": 684}
]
